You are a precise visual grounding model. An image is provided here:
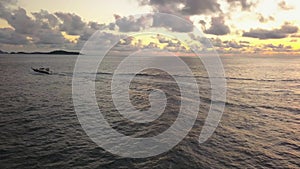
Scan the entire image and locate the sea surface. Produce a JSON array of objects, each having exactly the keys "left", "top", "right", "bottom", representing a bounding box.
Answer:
[{"left": 0, "top": 54, "right": 299, "bottom": 168}]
